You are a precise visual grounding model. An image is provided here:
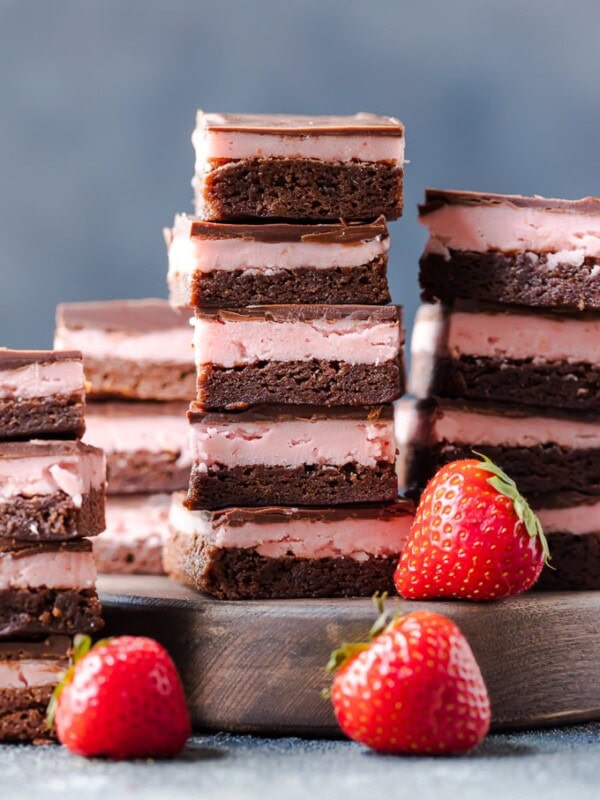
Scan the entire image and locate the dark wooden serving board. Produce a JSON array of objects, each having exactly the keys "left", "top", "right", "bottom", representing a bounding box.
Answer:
[{"left": 98, "top": 575, "right": 600, "bottom": 736}]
